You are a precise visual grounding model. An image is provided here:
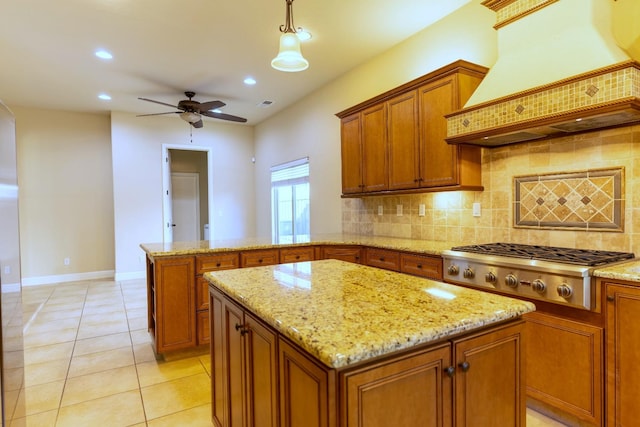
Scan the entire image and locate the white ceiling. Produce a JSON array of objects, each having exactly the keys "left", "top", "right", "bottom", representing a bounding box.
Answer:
[{"left": 0, "top": 0, "right": 470, "bottom": 125}]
